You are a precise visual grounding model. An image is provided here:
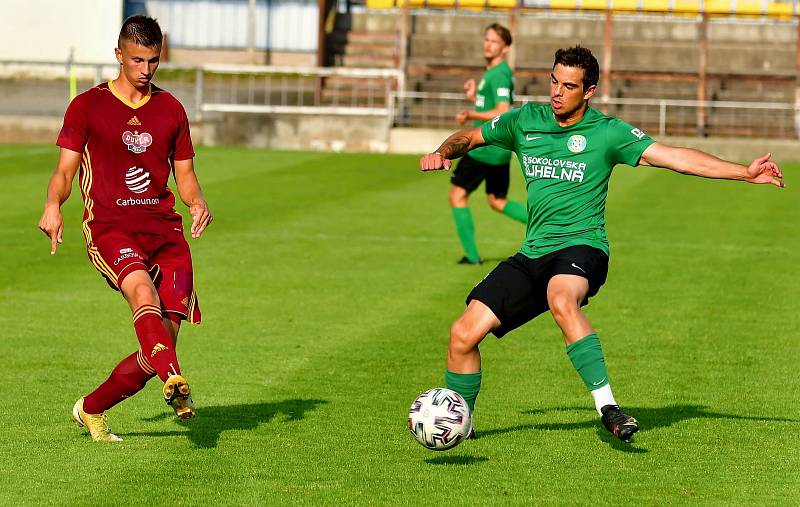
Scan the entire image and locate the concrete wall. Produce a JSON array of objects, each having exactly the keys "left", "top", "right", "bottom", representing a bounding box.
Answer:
[
  {"left": 199, "top": 113, "right": 390, "bottom": 152},
  {"left": 4, "top": 0, "right": 123, "bottom": 63}
]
